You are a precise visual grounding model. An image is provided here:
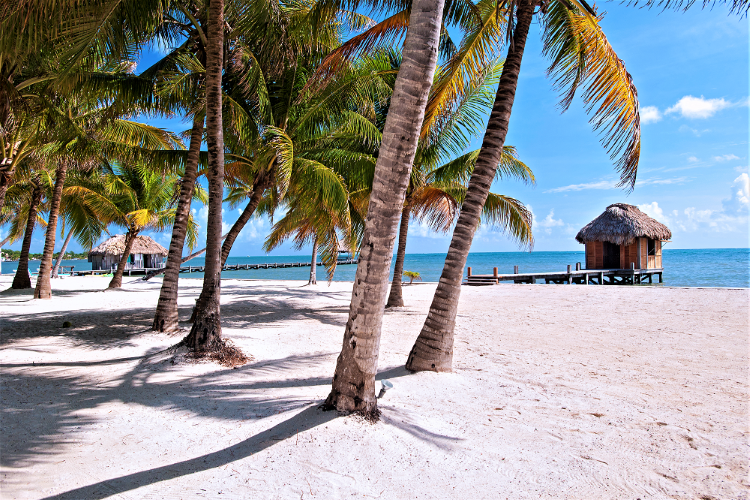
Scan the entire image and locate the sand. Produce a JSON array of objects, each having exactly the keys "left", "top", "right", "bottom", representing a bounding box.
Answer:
[{"left": 1, "top": 275, "right": 748, "bottom": 499}]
